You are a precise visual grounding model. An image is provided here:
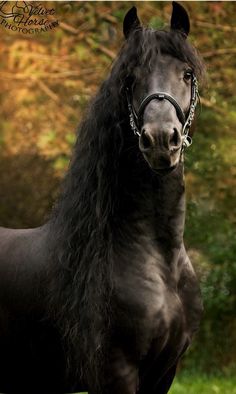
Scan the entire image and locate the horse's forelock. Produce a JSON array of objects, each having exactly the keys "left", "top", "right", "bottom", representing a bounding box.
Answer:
[{"left": 111, "top": 27, "right": 204, "bottom": 89}]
